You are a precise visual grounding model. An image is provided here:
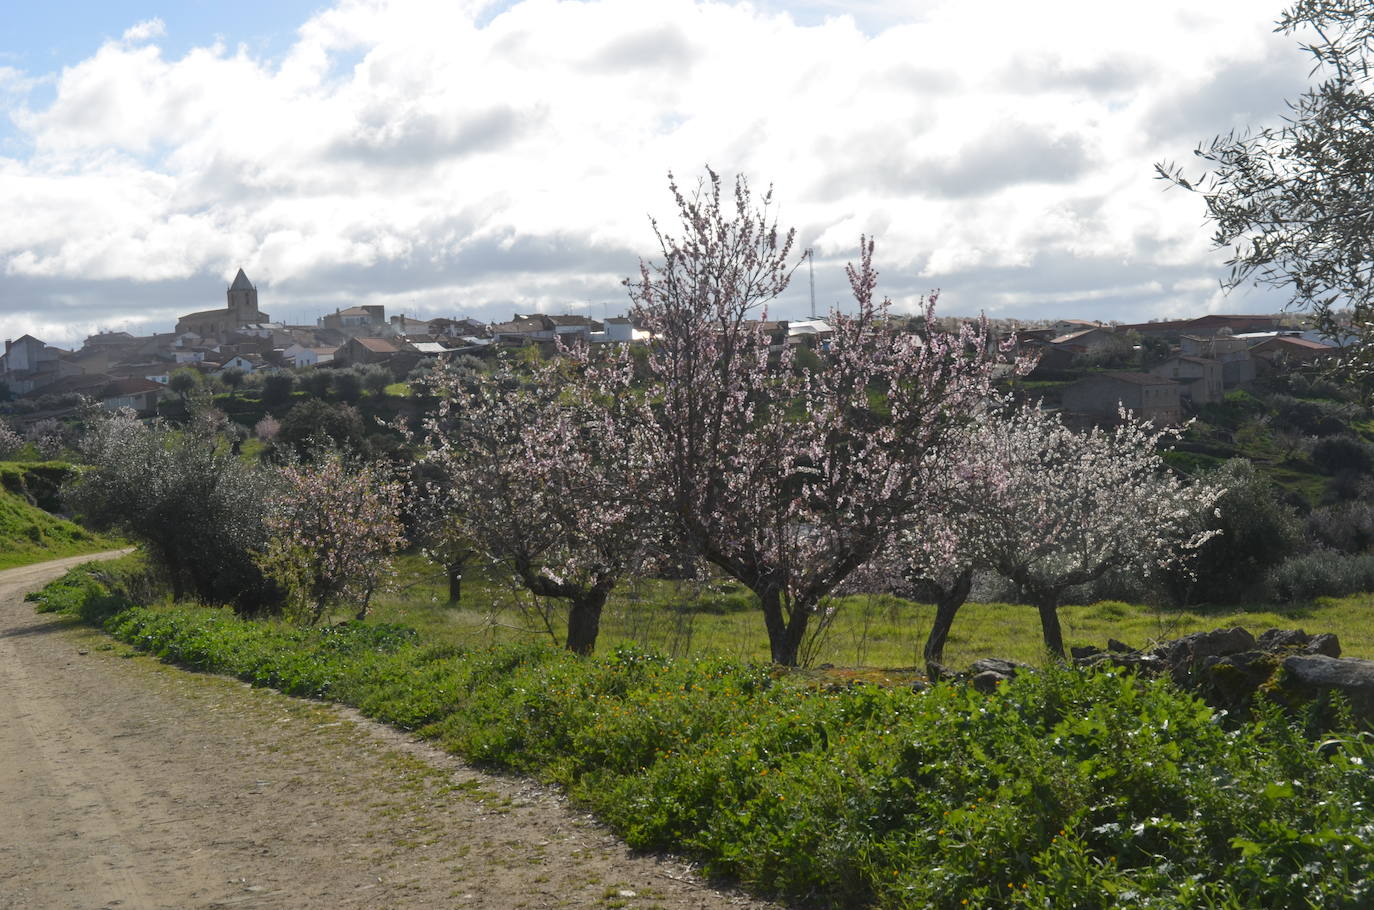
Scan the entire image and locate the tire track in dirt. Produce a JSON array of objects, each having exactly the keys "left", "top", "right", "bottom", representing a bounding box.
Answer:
[{"left": 0, "top": 554, "right": 782, "bottom": 910}]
